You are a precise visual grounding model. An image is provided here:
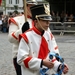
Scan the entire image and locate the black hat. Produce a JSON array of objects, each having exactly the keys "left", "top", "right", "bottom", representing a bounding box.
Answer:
[
  {"left": 26, "top": 0, "right": 37, "bottom": 5},
  {"left": 30, "top": 3, "right": 52, "bottom": 20}
]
